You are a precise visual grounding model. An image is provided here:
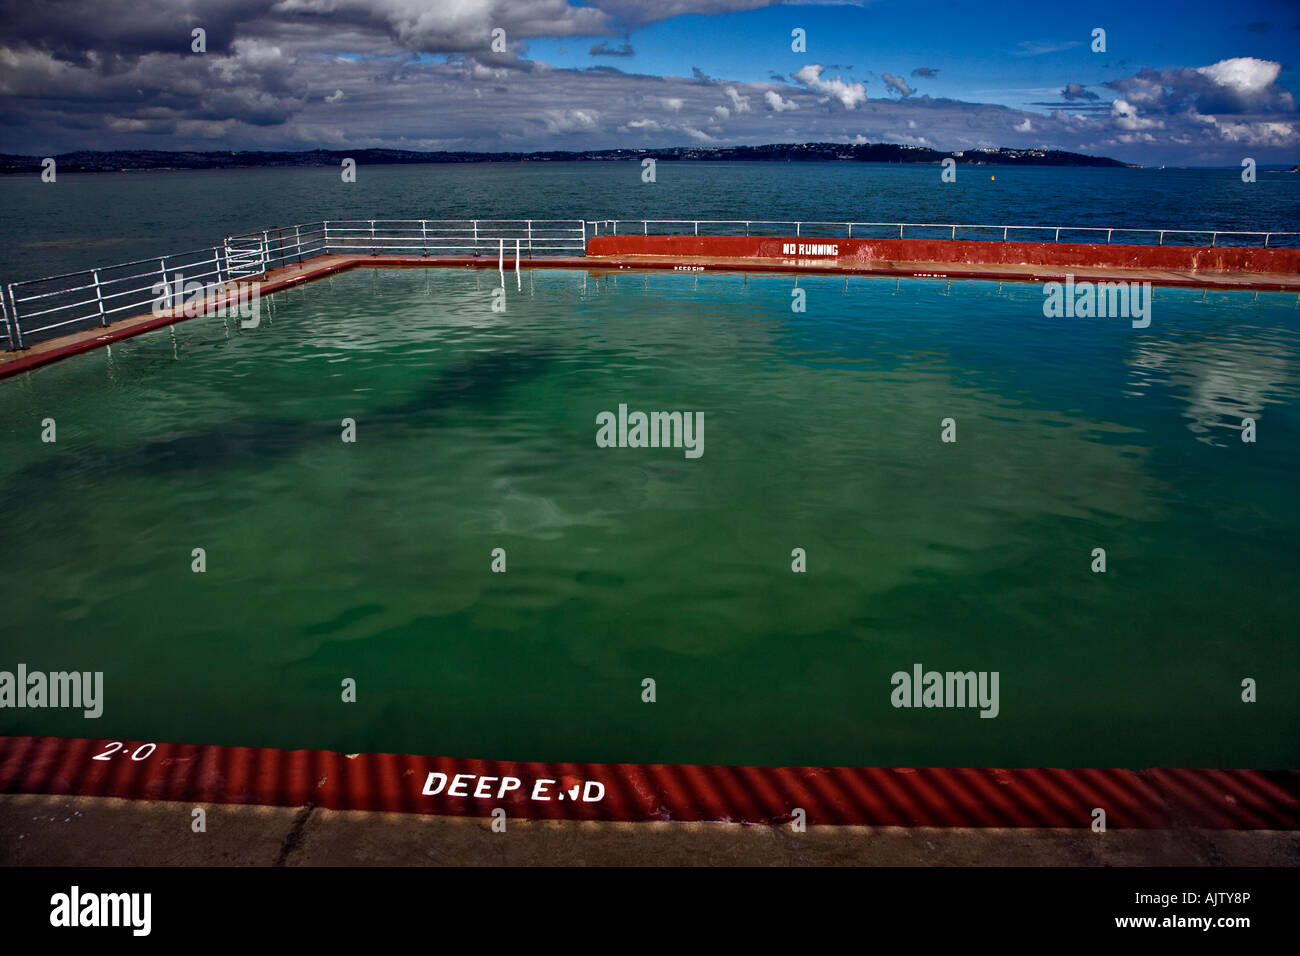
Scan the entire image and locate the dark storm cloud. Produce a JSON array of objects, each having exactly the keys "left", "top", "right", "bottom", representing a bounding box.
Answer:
[
  {"left": 590, "top": 41, "right": 634, "bottom": 56},
  {"left": 1060, "top": 82, "right": 1099, "bottom": 102},
  {"left": 910, "top": 67, "right": 938, "bottom": 79}
]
